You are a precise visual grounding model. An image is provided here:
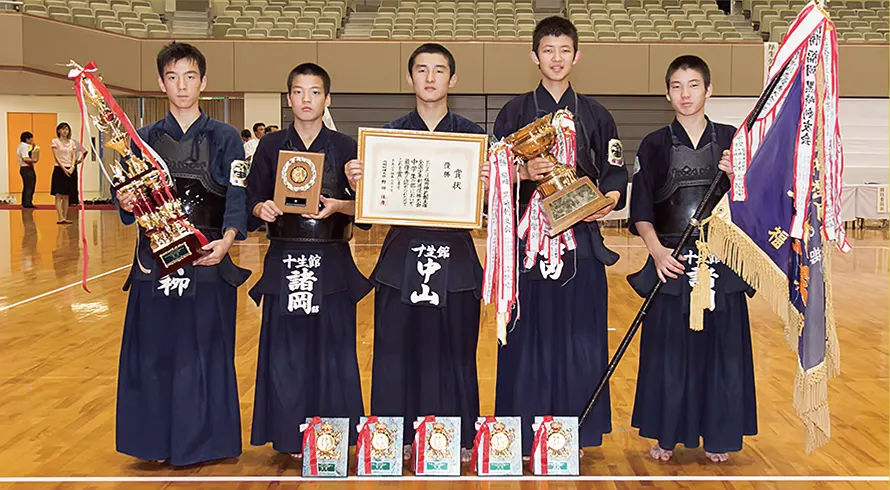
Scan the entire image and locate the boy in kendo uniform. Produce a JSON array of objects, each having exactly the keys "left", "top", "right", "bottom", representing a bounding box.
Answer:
[
  {"left": 113, "top": 42, "right": 250, "bottom": 466},
  {"left": 491, "top": 17, "right": 627, "bottom": 457},
  {"left": 345, "top": 43, "right": 489, "bottom": 461},
  {"left": 246, "top": 63, "right": 370, "bottom": 456},
  {"left": 628, "top": 55, "right": 757, "bottom": 464}
]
